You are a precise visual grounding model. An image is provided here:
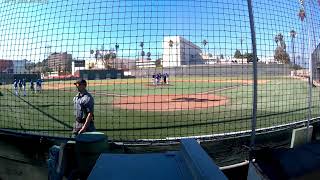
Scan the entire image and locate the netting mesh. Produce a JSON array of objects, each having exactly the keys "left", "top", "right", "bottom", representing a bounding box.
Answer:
[{"left": 0, "top": 0, "right": 319, "bottom": 143}]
